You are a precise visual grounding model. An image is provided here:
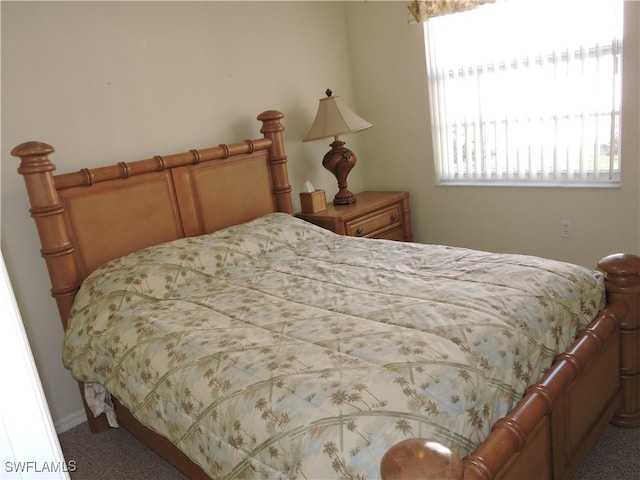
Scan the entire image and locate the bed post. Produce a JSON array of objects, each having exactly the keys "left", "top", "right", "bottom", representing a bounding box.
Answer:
[
  {"left": 598, "top": 253, "right": 640, "bottom": 428},
  {"left": 12, "top": 142, "right": 80, "bottom": 328},
  {"left": 258, "top": 110, "right": 293, "bottom": 214},
  {"left": 12, "top": 141, "right": 110, "bottom": 433}
]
